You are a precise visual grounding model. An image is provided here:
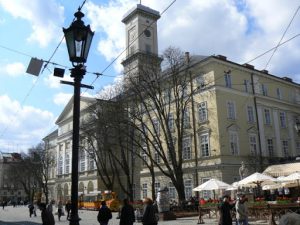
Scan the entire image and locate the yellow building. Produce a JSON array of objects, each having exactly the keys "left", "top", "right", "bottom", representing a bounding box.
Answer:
[{"left": 121, "top": 4, "right": 300, "bottom": 200}]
